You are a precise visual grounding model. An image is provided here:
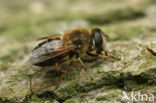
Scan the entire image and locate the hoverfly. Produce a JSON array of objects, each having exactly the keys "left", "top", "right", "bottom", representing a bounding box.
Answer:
[{"left": 26, "top": 28, "right": 115, "bottom": 83}]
